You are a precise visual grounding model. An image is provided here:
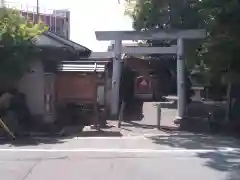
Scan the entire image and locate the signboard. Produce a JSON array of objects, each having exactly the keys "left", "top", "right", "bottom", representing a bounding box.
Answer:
[
  {"left": 135, "top": 76, "right": 151, "bottom": 94},
  {"left": 140, "top": 79, "right": 148, "bottom": 86}
]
